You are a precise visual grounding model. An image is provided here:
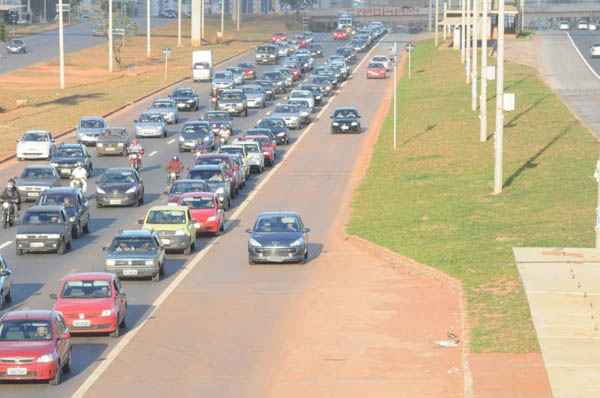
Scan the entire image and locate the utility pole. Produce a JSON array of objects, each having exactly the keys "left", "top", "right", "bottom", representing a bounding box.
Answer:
[
  {"left": 393, "top": 42, "right": 398, "bottom": 150},
  {"left": 146, "top": 0, "right": 151, "bottom": 57},
  {"left": 177, "top": 0, "right": 182, "bottom": 47},
  {"left": 443, "top": 2, "right": 448, "bottom": 41},
  {"left": 220, "top": 0, "right": 225, "bottom": 37},
  {"left": 435, "top": 0, "right": 439, "bottom": 46},
  {"left": 471, "top": 0, "right": 478, "bottom": 111},
  {"left": 428, "top": 0, "right": 433, "bottom": 32},
  {"left": 237, "top": 0, "right": 241, "bottom": 32},
  {"left": 479, "top": 0, "right": 488, "bottom": 142},
  {"left": 58, "top": 0, "right": 65, "bottom": 89},
  {"left": 108, "top": 0, "right": 113, "bottom": 72},
  {"left": 461, "top": 0, "right": 466, "bottom": 63},
  {"left": 494, "top": 0, "right": 505, "bottom": 194},
  {"left": 201, "top": 0, "right": 205, "bottom": 40},
  {"left": 465, "top": 0, "right": 471, "bottom": 83},
  {"left": 520, "top": 0, "right": 525, "bottom": 32}
]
